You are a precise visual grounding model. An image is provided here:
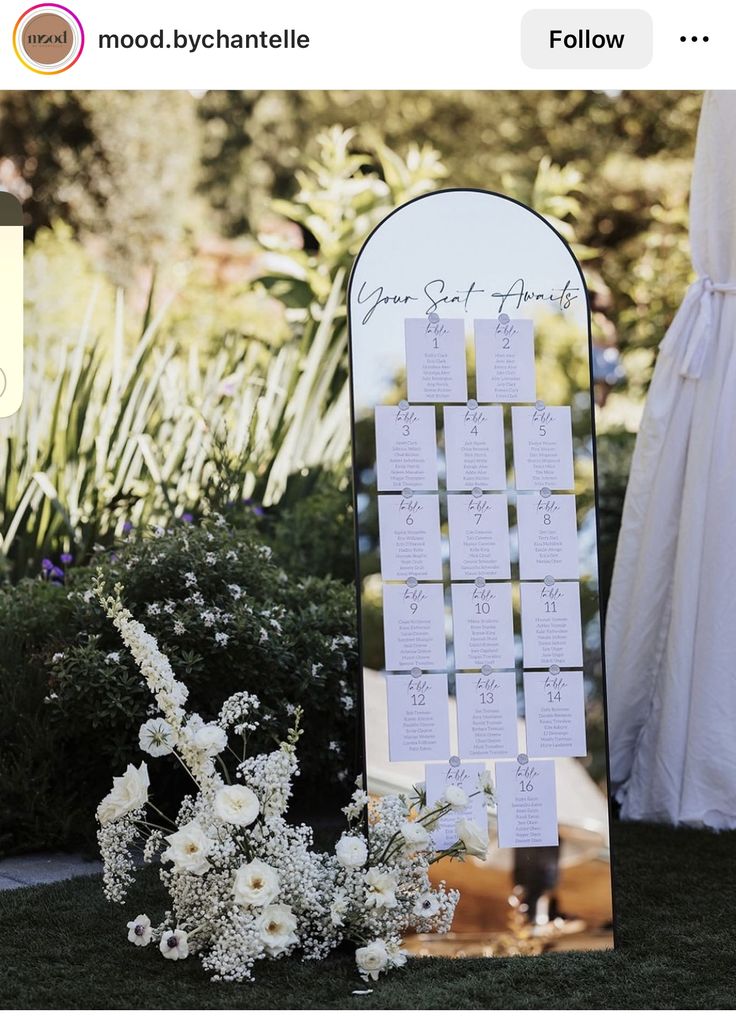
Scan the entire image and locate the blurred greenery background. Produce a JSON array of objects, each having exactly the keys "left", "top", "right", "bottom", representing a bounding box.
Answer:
[{"left": 0, "top": 90, "right": 701, "bottom": 853}]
